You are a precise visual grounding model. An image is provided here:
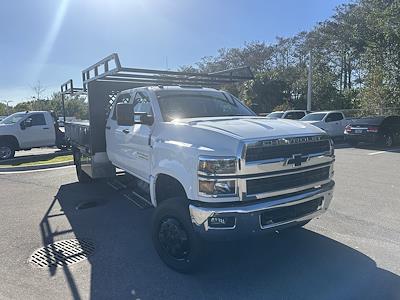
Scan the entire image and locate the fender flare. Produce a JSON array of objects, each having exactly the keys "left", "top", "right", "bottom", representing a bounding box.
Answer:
[{"left": 0, "top": 135, "right": 20, "bottom": 150}]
